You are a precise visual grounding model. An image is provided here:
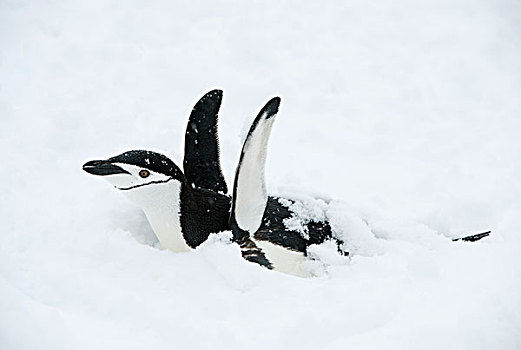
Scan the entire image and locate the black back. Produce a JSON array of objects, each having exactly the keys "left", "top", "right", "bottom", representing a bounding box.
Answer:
[
  {"left": 183, "top": 89, "right": 228, "bottom": 194},
  {"left": 180, "top": 186, "right": 339, "bottom": 258},
  {"left": 256, "top": 197, "right": 334, "bottom": 252}
]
